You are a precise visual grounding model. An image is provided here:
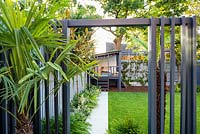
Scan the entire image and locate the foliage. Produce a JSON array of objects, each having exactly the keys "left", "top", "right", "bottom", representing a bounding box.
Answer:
[
  {"left": 197, "top": 85, "right": 200, "bottom": 93},
  {"left": 94, "top": 0, "right": 144, "bottom": 50},
  {"left": 42, "top": 85, "right": 101, "bottom": 134},
  {"left": 70, "top": 85, "right": 101, "bottom": 117},
  {"left": 184, "top": 1, "right": 200, "bottom": 24},
  {"left": 126, "top": 30, "right": 148, "bottom": 52},
  {"left": 69, "top": 2, "right": 101, "bottom": 63},
  {"left": 137, "top": 1, "right": 188, "bottom": 17},
  {"left": 0, "top": 1, "right": 97, "bottom": 133},
  {"left": 96, "top": 0, "right": 143, "bottom": 18},
  {"left": 96, "top": 0, "right": 190, "bottom": 52},
  {"left": 175, "top": 83, "right": 181, "bottom": 93},
  {"left": 71, "top": 28, "right": 96, "bottom": 63},
  {"left": 184, "top": 1, "right": 200, "bottom": 56},
  {"left": 107, "top": 118, "right": 143, "bottom": 134},
  {"left": 42, "top": 112, "right": 91, "bottom": 134},
  {"left": 176, "top": 84, "right": 200, "bottom": 93},
  {"left": 71, "top": 2, "right": 100, "bottom": 20},
  {"left": 197, "top": 50, "right": 200, "bottom": 60},
  {"left": 121, "top": 61, "right": 148, "bottom": 86}
]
